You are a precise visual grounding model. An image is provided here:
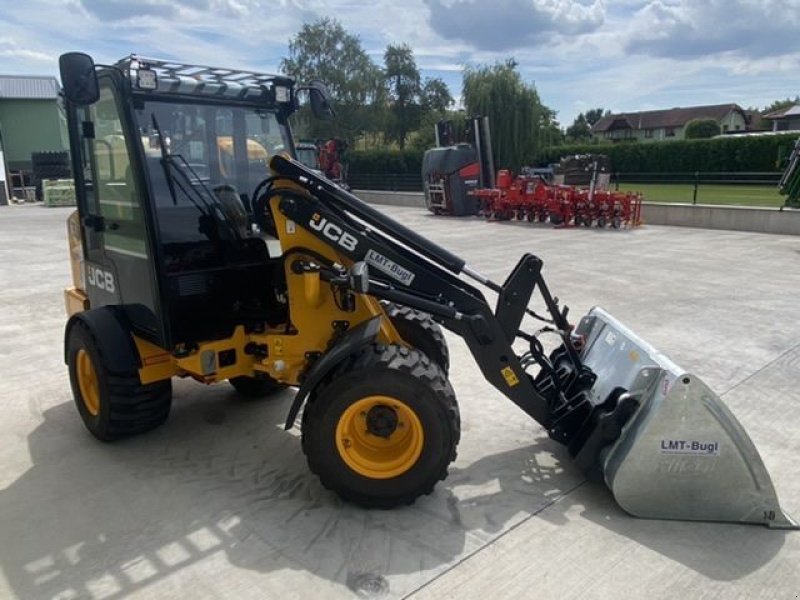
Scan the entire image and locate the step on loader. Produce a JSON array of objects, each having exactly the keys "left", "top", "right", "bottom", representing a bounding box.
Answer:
[{"left": 58, "top": 52, "right": 796, "bottom": 528}]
